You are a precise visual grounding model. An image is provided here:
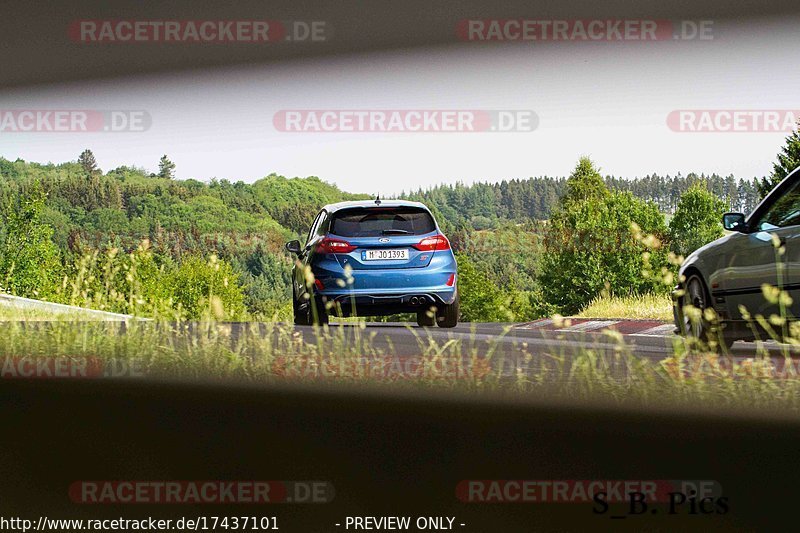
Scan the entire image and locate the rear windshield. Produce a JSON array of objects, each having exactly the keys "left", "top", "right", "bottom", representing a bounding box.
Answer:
[{"left": 330, "top": 207, "right": 436, "bottom": 237}]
